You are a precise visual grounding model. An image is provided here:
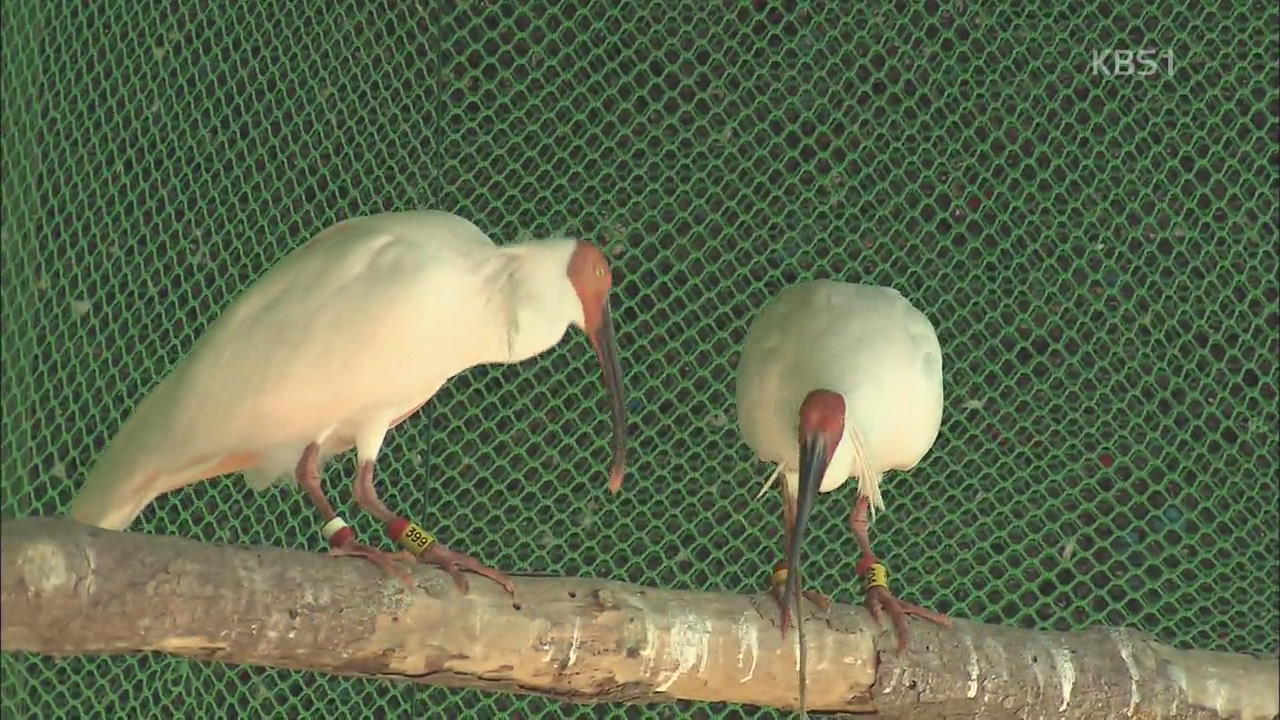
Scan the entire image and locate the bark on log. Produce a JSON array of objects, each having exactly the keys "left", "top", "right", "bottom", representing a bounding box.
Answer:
[{"left": 1, "top": 517, "right": 1275, "bottom": 719}]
